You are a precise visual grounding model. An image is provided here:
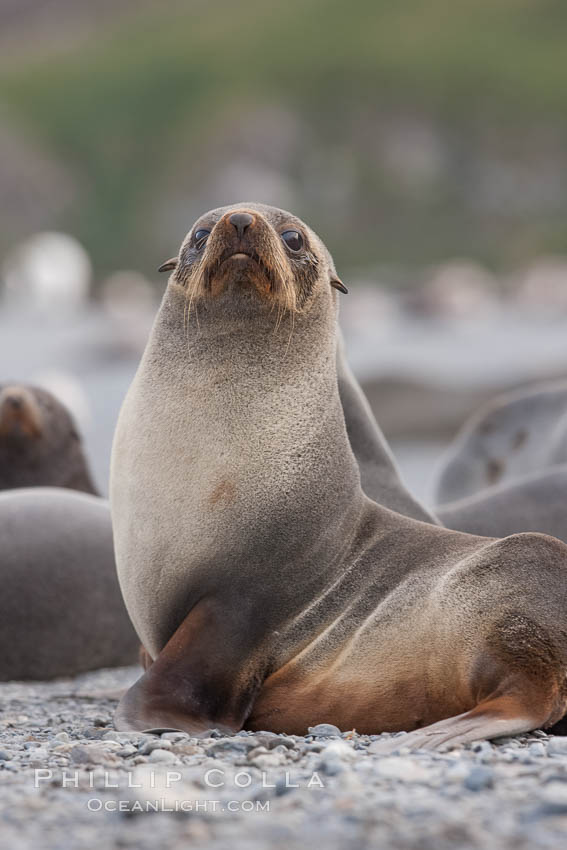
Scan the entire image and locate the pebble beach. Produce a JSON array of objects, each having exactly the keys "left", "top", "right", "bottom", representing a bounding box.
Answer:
[{"left": 2, "top": 666, "right": 567, "bottom": 849}]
